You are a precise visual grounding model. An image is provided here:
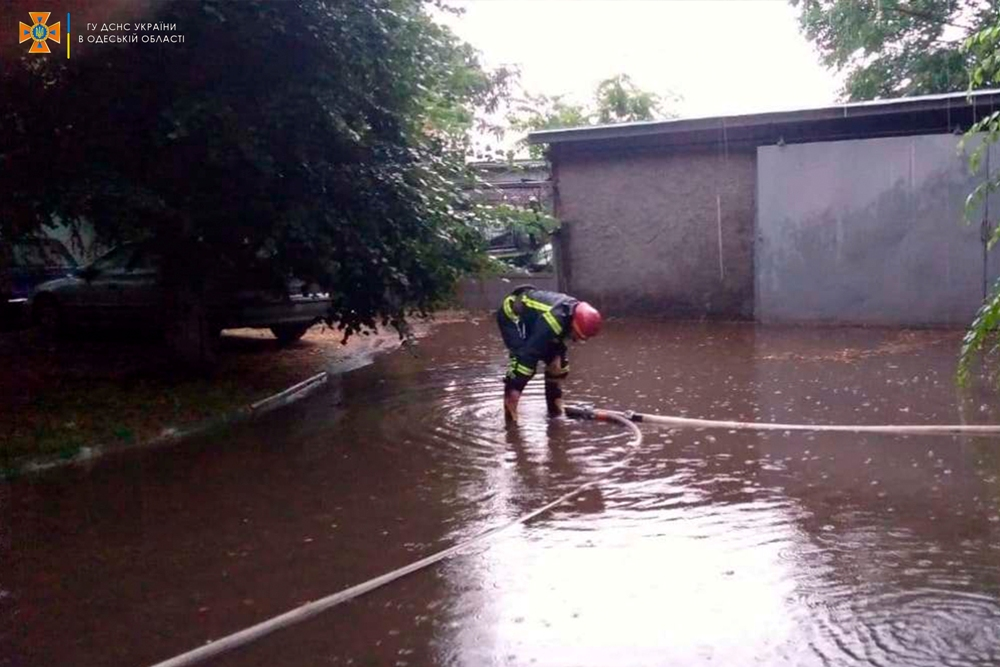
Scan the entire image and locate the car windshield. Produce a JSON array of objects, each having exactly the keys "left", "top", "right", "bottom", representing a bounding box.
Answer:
[
  {"left": 12, "top": 239, "right": 77, "bottom": 268},
  {"left": 87, "top": 244, "right": 163, "bottom": 273}
]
